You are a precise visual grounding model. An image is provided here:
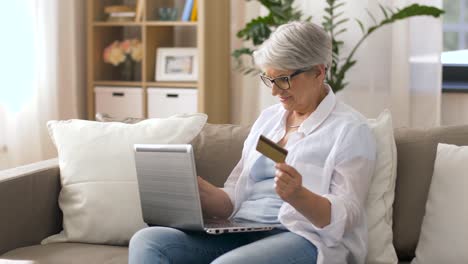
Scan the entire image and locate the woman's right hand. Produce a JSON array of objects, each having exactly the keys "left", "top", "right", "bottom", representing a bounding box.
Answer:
[
  {"left": 197, "top": 176, "right": 233, "bottom": 219},
  {"left": 197, "top": 176, "right": 210, "bottom": 195}
]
